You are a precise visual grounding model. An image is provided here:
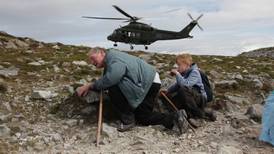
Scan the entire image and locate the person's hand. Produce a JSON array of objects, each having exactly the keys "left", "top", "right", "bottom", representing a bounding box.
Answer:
[
  {"left": 160, "top": 89, "right": 168, "bottom": 95},
  {"left": 76, "top": 83, "right": 92, "bottom": 97},
  {"left": 170, "top": 69, "right": 179, "bottom": 76}
]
